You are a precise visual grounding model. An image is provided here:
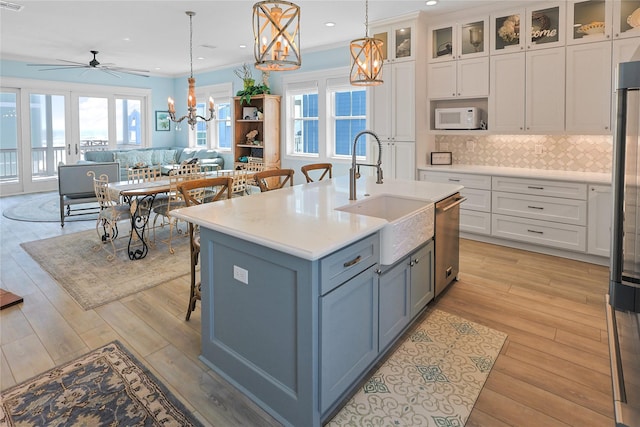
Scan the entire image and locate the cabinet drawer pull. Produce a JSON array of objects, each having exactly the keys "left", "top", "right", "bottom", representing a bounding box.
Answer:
[
  {"left": 527, "top": 229, "right": 544, "bottom": 235},
  {"left": 448, "top": 178, "right": 460, "bottom": 182},
  {"left": 527, "top": 205, "right": 544, "bottom": 210},
  {"left": 343, "top": 255, "right": 362, "bottom": 268},
  {"left": 528, "top": 186, "right": 544, "bottom": 190}
]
